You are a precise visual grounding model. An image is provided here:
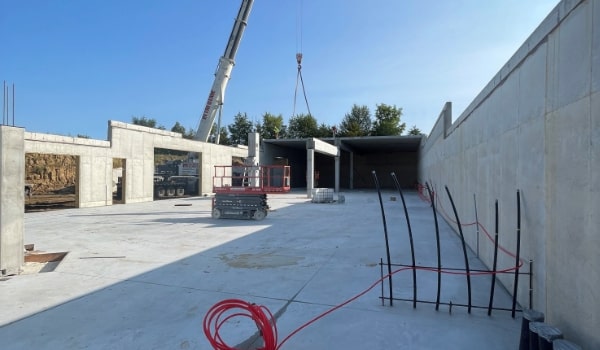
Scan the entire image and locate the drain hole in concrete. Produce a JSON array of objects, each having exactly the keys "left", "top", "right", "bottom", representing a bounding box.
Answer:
[{"left": 23, "top": 252, "right": 68, "bottom": 274}]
